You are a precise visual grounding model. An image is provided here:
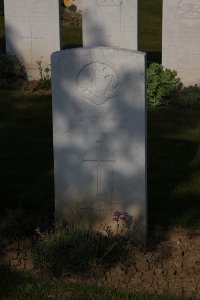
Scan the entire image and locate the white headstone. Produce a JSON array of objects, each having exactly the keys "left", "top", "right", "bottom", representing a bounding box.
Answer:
[
  {"left": 51, "top": 47, "right": 147, "bottom": 241},
  {"left": 4, "top": 0, "right": 61, "bottom": 80},
  {"left": 162, "top": 0, "right": 200, "bottom": 86},
  {"left": 82, "top": 0, "right": 138, "bottom": 50},
  {"left": 74, "top": 0, "right": 82, "bottom": 12}
]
